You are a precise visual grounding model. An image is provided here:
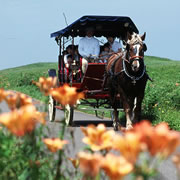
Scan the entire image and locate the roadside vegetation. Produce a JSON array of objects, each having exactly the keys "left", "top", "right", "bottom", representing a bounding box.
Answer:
[{"left": 0, "top": 57, "right": 180, "bottom": 130}]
